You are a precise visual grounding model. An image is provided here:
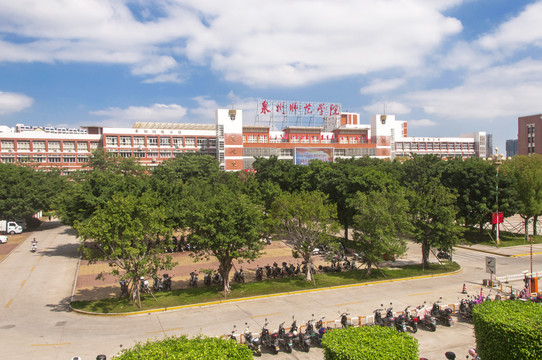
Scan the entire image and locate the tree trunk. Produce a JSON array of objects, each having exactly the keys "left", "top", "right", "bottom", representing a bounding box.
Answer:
[
  {"left": 421, "top": 240, "right": 430, "bottom": 270},
  {"left": 304, "top": 254, "right": 312, "bottom": 282},
  {"left": 534, "top": 216, "right": 538, "bottom": 236},
  {"left": 479, "top": 221, "right": 484, "bottom": 234},
  {"left": 220, "top": 260, "right": 233, "bottom": 294}
]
